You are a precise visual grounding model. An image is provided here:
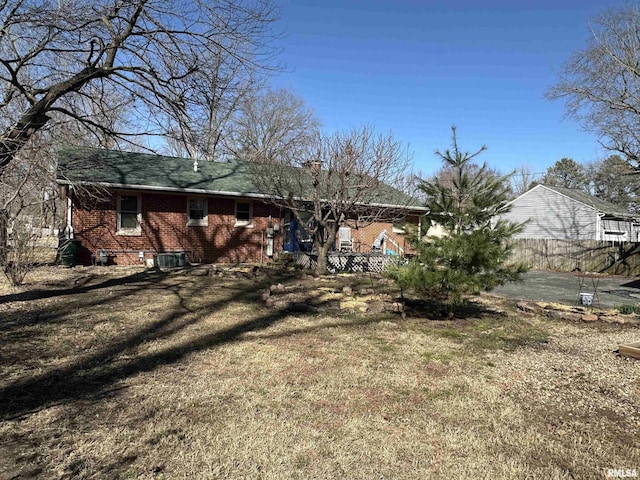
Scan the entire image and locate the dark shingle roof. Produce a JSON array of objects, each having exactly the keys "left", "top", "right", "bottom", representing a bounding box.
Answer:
[
  {"left": 56, "top": 146, "right": 261, "bottom": 196},
  {"left": 543, "top": 185, "right": 636, "bottom": 219},
  {"left": 56, "top": 147, "right": 422, "bottom": 210}
]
